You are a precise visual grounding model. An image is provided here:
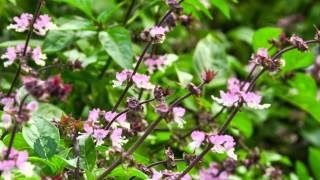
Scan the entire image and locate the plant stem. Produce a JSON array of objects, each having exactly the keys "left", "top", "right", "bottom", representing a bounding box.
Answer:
[
  {"left": 97, "top": 82, "right": 205, "bottom": 179},
  {"left": 110, "top": 0, "right": 185, "bottom": 114},
  {"left": 148, "top": 159, "right": 186, "bottom": 168},
  {"left": 73, "top": 130, "right": 80, "bottom": 180},
  {"left": 6, "top": 0, "right": 44, "bottom": 97},
  {"left": 4, "top": 94, "right": 29, "bottom": 159},
  {"left": 105, "top": 98, "right": 155, "bottom": 130}
]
